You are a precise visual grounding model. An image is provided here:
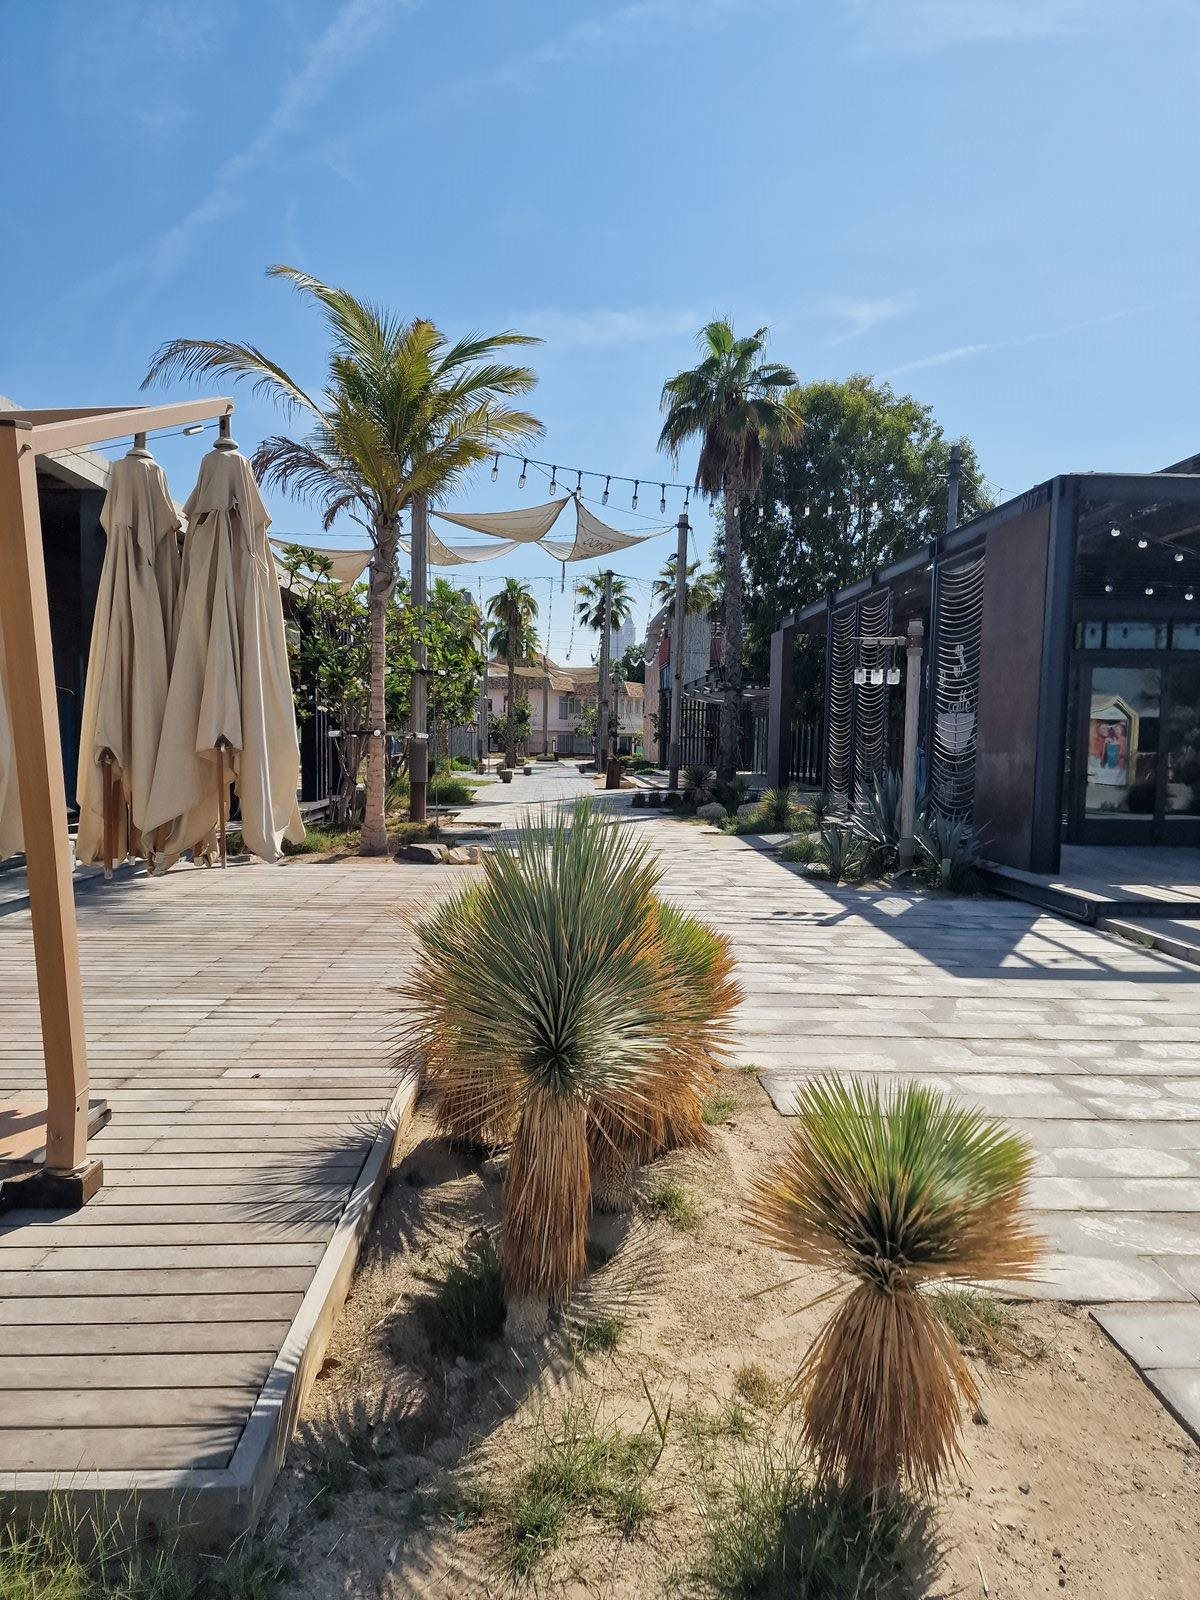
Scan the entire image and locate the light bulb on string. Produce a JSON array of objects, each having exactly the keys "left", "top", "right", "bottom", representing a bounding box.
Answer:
[
  {"left": 576, "top": 470, "right": 583, "bottom": 495},
  {"left": 602, "top": 475, "right": 610, "bottom": 506},
  {"left": 518, "top": 459, "right": 527, "bottom": 489},
  {"left": 1176, "top": 552, "right": 1185, "bottom": 563},
  {"left": 1145, "top": 586, "right": 1155, "bottom": 596},
  {"left": 659, "top": 484, "right": 666, "bottom": 514},
  {"left": 632, "top": 480, "right": 639, "bottom": 510},
  {"left": 1111, "top": 527, "right": 1121, "bottom": 538},
  {"left": 1104, "top": 581, "right": 1114, "bottom": 594},
  {"left": 491, "top": 452, "right": 499, "bottom": 482},
  {"left": 683, "top": 488, "right": 690, "bottom": 514},
  {"left": 549, "top": 466, "right": 558, "bottom": 493},
  {"left": 1138, "top": 538, "right": 1149, "bottom": 549},
  {"left": 1187, "top": 591, "right": 1195, "bottom": 602}
]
